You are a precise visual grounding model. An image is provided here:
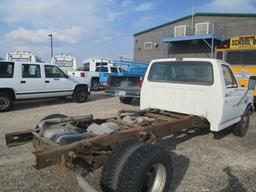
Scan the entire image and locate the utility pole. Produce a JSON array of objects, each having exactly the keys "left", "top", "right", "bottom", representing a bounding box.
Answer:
[
  {"left": 48, "top": 34, "right": 53, "bottom": 59},
  {"left": 191, "top": 3, "right": 194, "bottom": 34}
]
